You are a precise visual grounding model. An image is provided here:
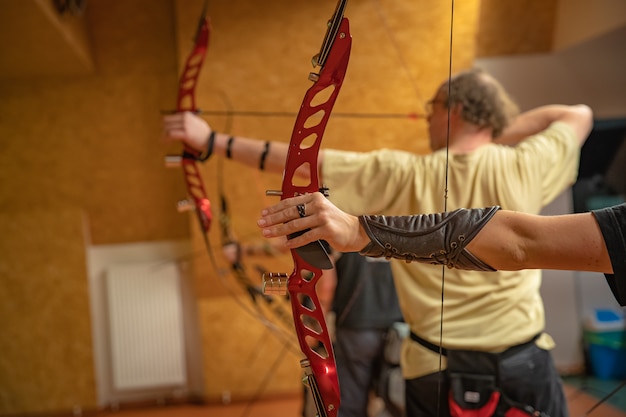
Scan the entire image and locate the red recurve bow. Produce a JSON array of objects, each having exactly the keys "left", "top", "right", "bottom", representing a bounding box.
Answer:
[
  {"left": 164, "top": 3, "right": 302, "bottom": 361},
  {"left": 165, "top": 3, "right": 213, "bottom": 247},
  {"left": 263, "top": 1, "right": 351, "bottom": 416}
]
